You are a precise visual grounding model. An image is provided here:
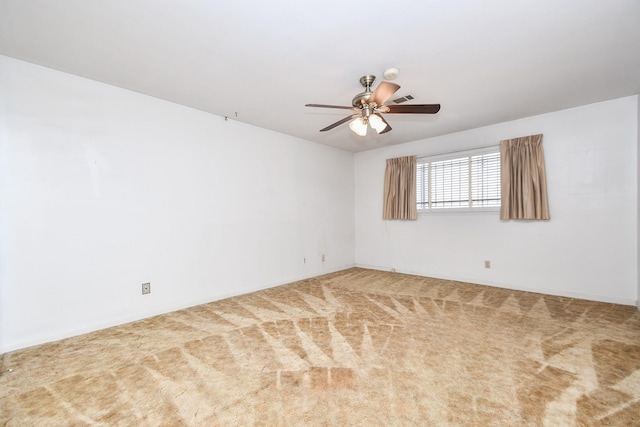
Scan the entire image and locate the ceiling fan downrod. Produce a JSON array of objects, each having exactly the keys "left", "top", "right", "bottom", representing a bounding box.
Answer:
[{"left": 352, "top": 75, "right": 376, "bottom": 107}]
